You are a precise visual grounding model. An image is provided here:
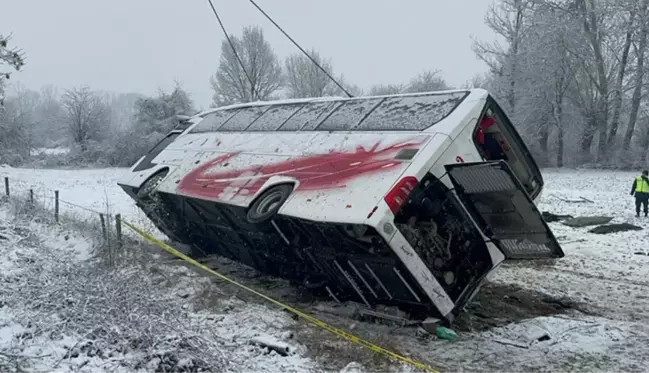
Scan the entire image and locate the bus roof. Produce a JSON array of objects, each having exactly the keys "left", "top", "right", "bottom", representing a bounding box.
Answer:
[{"left": 188, "top": 88, "right": 487, "bottom": 133}]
